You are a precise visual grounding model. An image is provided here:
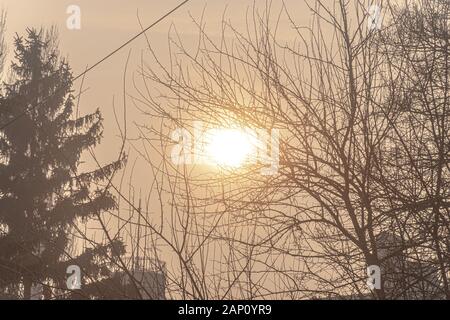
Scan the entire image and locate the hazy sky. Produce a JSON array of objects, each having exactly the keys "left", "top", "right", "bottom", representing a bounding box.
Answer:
[
  {"left": 0, "top": 0, "right": 313, "bottom": 218},
  {"left": 0, "top": 3, "right": 311, "bottom": 255},
  {"left": 0, "top": 0, "right": 308, "bottom": 162},
  {"left": 0, "top": 1, "right": 365, "bottom": 293}
]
